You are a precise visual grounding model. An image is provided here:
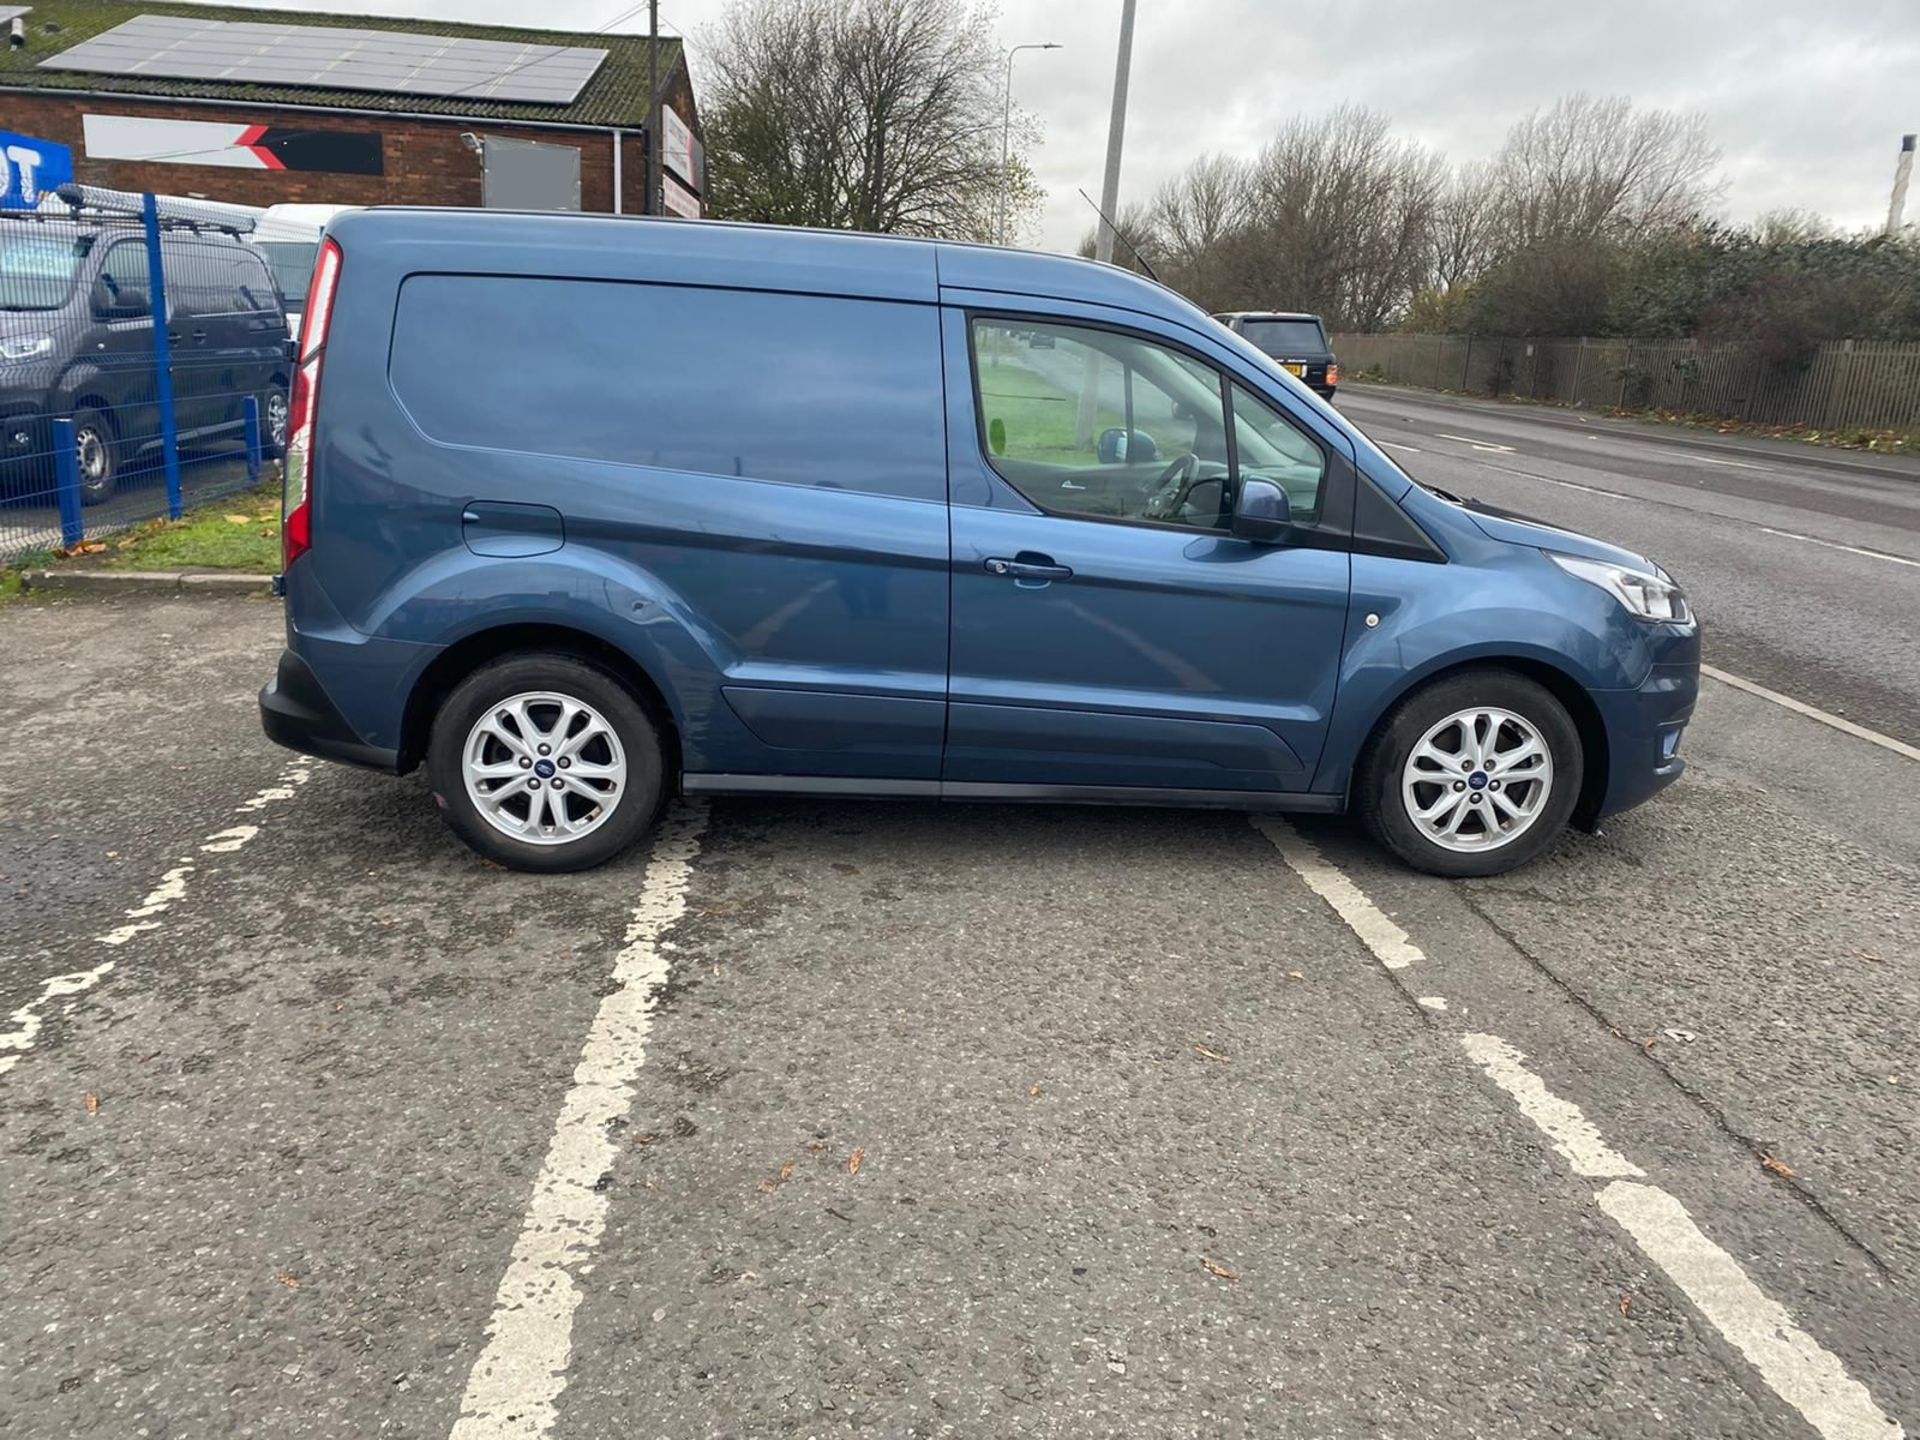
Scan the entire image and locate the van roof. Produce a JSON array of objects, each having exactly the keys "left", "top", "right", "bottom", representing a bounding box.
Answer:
[{"left": 327, "top": 207, "right": 1213, "bottom": 332}]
